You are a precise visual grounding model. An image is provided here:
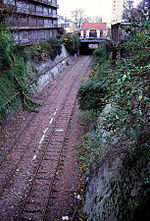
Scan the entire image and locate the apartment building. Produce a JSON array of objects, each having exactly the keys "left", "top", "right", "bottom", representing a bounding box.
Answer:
[{"left": 0, "top": 0, "right": 59, "bottom": 45}]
